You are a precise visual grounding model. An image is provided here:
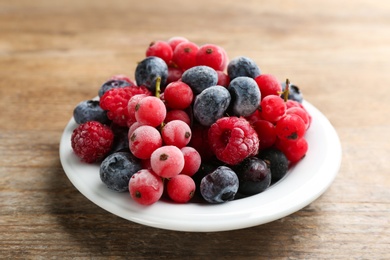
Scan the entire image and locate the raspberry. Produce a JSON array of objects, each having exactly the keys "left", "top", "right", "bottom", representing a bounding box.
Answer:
[
  {"left": 208, "top": 117, "right": 259, "bottom": 165},
  {"left": 71, "top": 121, "right": 114, "bottom": 163},
  {"left": 100, "top": 86, "right": 151, "bottom": 126}
]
